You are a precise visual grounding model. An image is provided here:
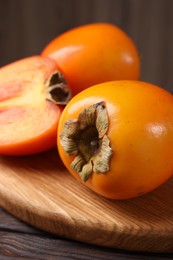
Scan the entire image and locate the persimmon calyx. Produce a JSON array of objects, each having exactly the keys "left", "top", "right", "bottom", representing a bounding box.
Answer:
[
  {"left": 60, "top": 102, "right": 112, "bottom": 182},
  {"left": 45, "top": 71, "right": 71, "bottom": 105}
]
